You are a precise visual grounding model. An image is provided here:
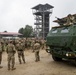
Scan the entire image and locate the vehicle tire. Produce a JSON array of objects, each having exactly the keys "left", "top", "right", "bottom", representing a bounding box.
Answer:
[
  {"left": 52, "top": 55, "right": 62, "bottom": 61},
  {"left": 74, "top": 59, "right": 76, "bottom": 66}
]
